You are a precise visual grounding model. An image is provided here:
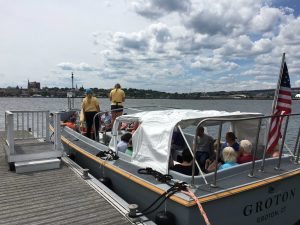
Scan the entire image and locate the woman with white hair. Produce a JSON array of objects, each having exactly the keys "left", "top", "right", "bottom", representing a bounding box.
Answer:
[
  {"left": 218, "top": 147, "right": 238, "bottom": 170},
  {"left": 237, "top": 140, "right": 254, "bottom": 164}
]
